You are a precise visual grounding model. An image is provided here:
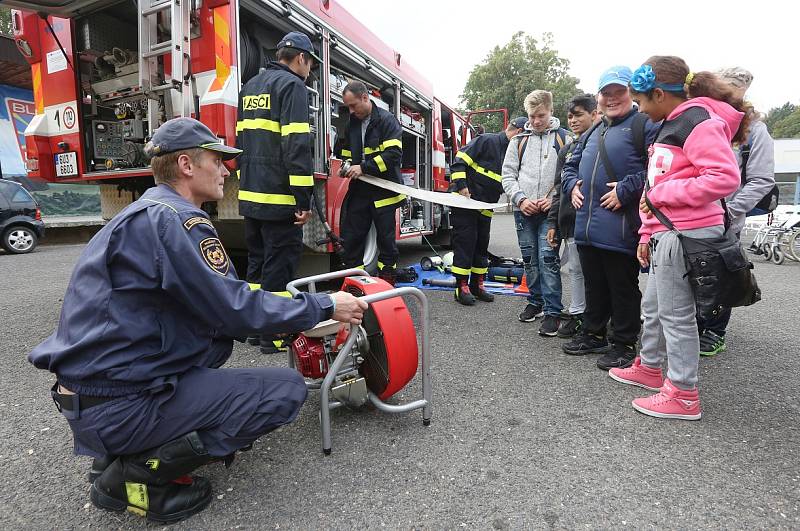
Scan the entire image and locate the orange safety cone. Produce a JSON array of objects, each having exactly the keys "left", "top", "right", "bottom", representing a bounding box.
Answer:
[{"left": 514, "top": 274, "right": 529, "bottom": 294}]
